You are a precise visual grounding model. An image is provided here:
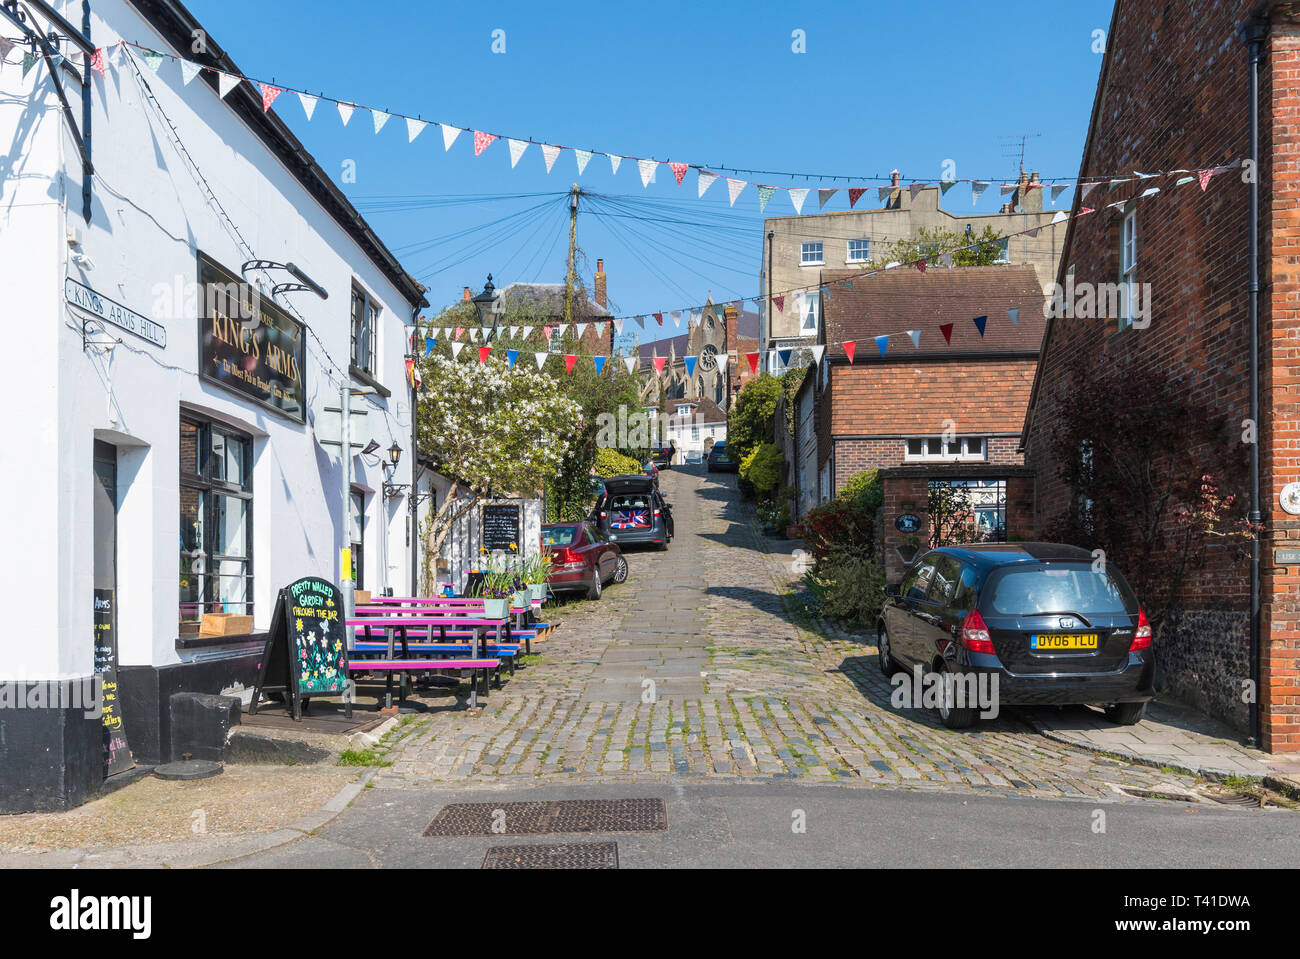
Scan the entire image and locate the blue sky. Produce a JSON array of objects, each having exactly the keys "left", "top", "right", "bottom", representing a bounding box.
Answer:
[{"left": 185, "top": 0, "right": 1115, "bottom": 345}]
